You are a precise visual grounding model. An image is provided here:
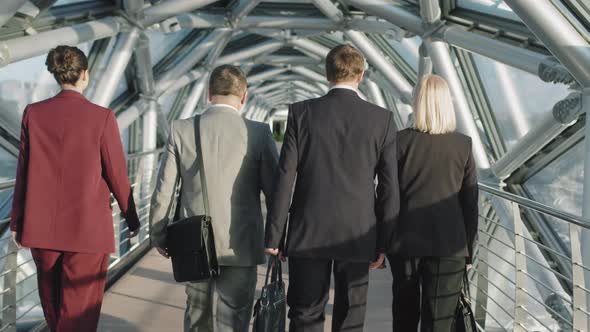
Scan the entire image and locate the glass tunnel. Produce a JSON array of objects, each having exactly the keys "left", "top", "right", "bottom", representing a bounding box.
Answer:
[{"left": 2, "top": 0, "right": 590, "bottom": 330}]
